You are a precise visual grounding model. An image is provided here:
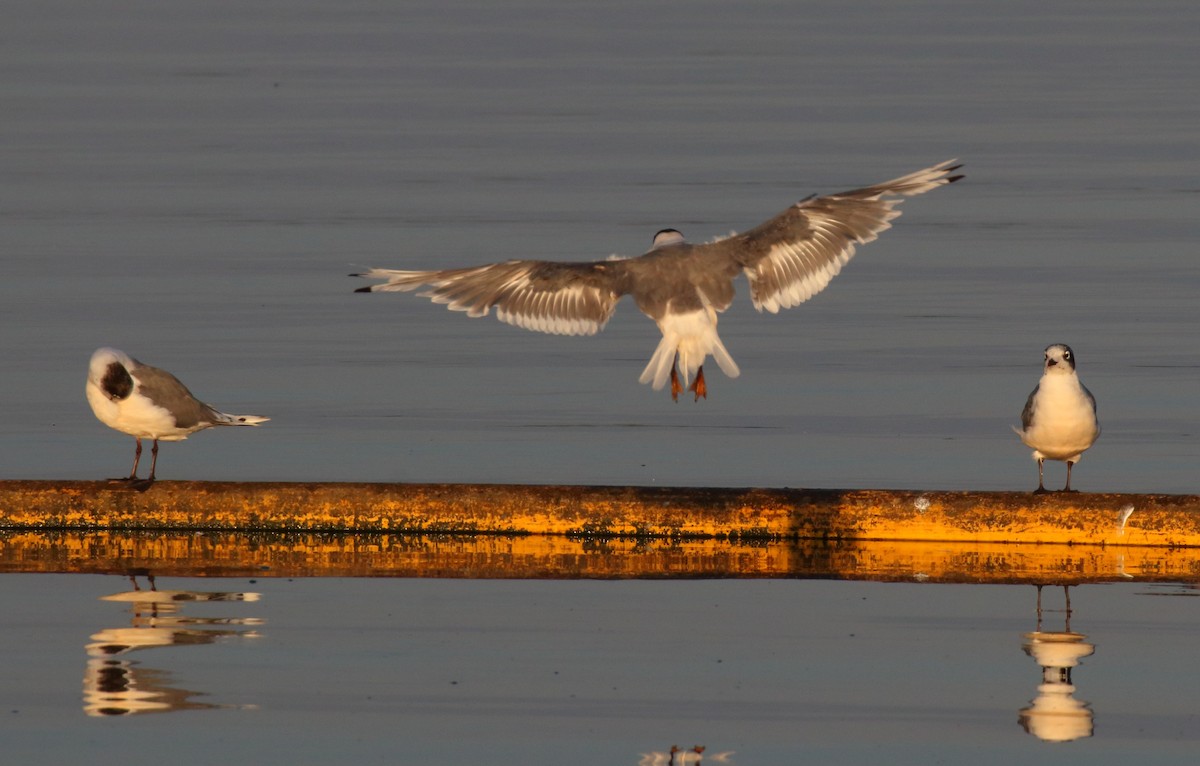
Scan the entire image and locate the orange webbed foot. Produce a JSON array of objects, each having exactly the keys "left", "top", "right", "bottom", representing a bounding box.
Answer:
[{"left": 688, "top": 366, "right": 707, "bottom": 401}]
